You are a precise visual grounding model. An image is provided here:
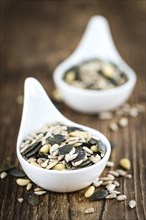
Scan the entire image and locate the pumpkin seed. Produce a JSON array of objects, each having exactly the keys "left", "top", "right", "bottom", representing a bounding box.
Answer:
[
  {"left": 27, "top": 192, "right": 40, "bottom": 206},
  {"left": 119, "top": 158, "right": 131, "bottom": 170},
  {"left": 46, "top": 134, "right": 65, "bottom": 145},
  {"left": 16, "top": 178, "right": 30, "bottom": 186},
  {"left": 58, "top": 145, "right": 73, "bottom": 155},
  {"left": 22, "top": 141, "right": 42, "bottom": 156},
  {"left": 85, "top": 186, "right": 95, "bottom": 198},
  {"left": 8, "top": 168, "right": 26, "bottom": 177},
  {"left": 91, "top": 189, "right": 108, "bottom": 201},
  {"left": 0, "top": 164, "right": 15, "bottom": 173}
]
